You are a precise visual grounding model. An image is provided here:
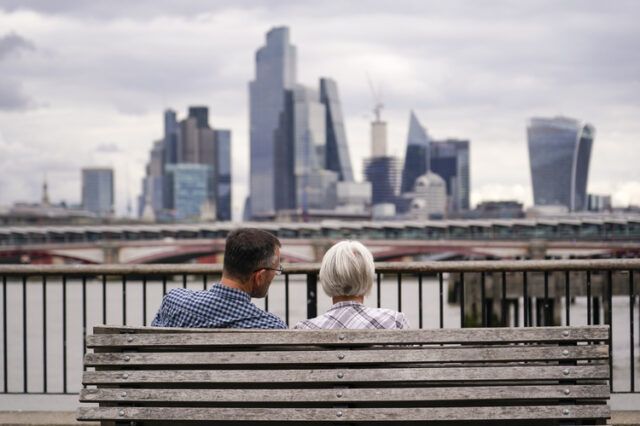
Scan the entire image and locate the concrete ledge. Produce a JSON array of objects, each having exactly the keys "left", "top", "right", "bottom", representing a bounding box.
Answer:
[
  {"left": 1, "top": 410, "right": 639, "bottom": 425},
  {"left": 0, "top": 411, "right": 91, "bottom": 425}
]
